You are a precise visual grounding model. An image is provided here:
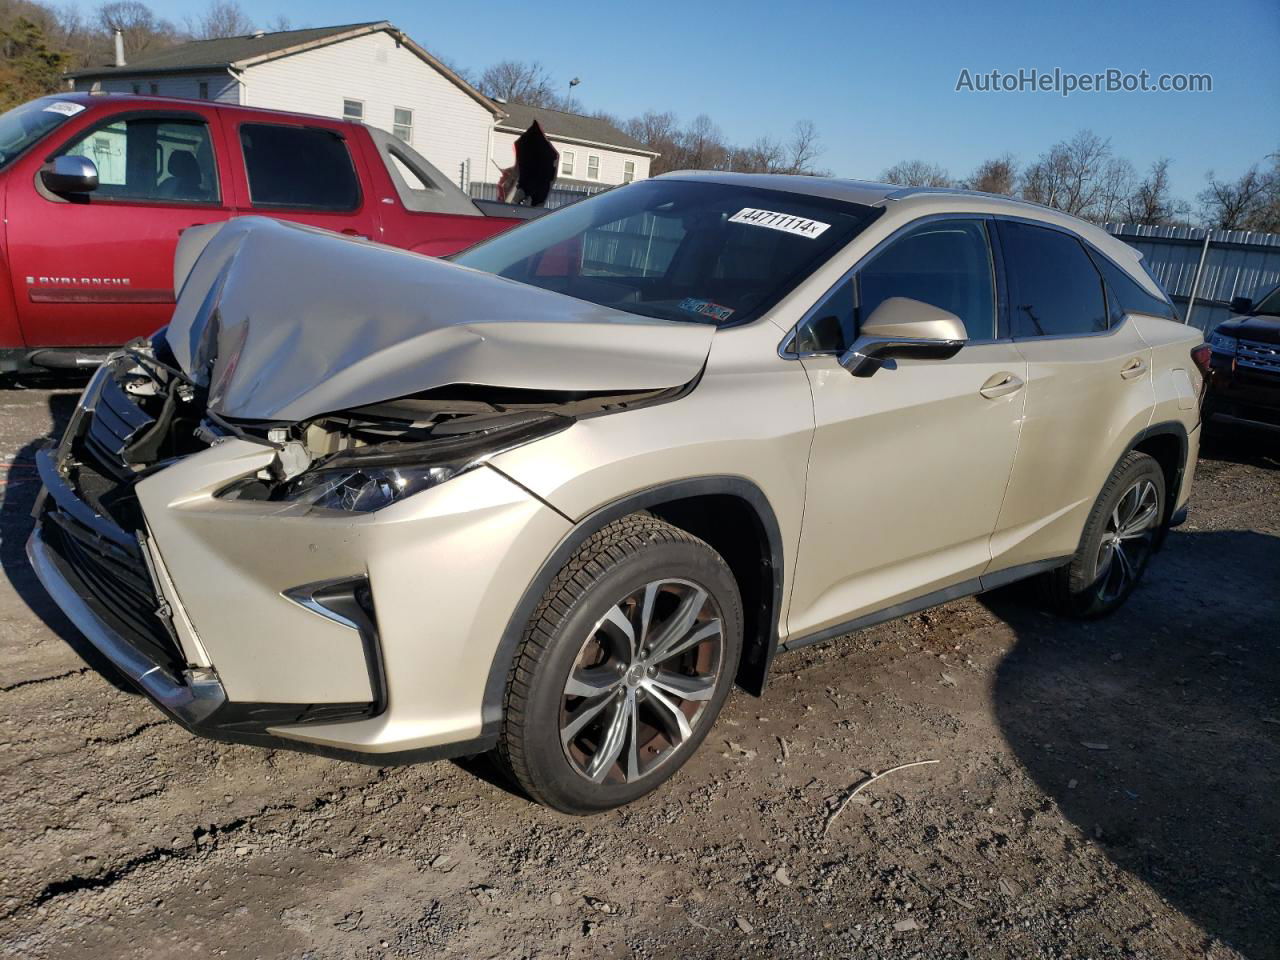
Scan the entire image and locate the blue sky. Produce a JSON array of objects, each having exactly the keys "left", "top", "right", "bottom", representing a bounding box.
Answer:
[{"left": 153, "top": 0, "right": 1278, "bottom": 205}]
